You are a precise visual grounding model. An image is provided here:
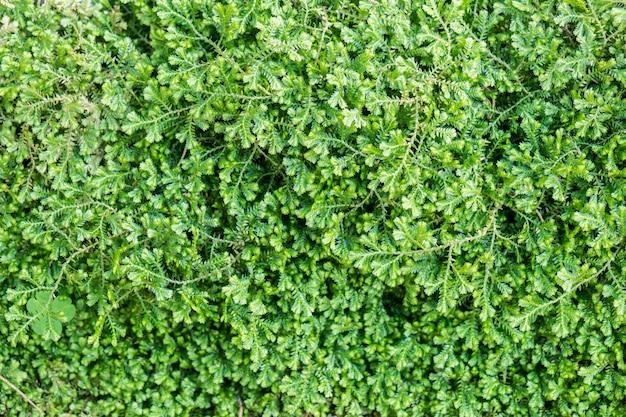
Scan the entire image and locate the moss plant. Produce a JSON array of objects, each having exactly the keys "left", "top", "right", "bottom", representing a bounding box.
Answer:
[{"left": 2, "top": 0, "right": 626, "bottom": 415}]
